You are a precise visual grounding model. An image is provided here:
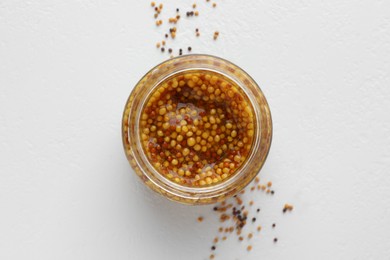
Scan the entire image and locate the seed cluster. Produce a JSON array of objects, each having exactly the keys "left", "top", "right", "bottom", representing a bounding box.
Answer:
[
  {"left": 197, "top": 177, "right": 294, "bottom": 259},
  {"left": 140, "top": 70, "right": 255, "bottom": 187},
  {"left": 150, "top": 1, "right": 221, "bottom": 58}
]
